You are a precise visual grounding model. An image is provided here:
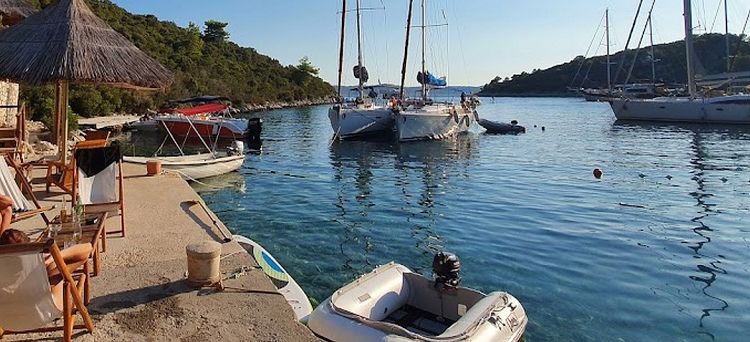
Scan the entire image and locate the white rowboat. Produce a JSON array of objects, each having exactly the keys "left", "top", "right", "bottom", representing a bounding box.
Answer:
[{"left": 123, "top": 153, "right": 244, "bottom": 180}]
